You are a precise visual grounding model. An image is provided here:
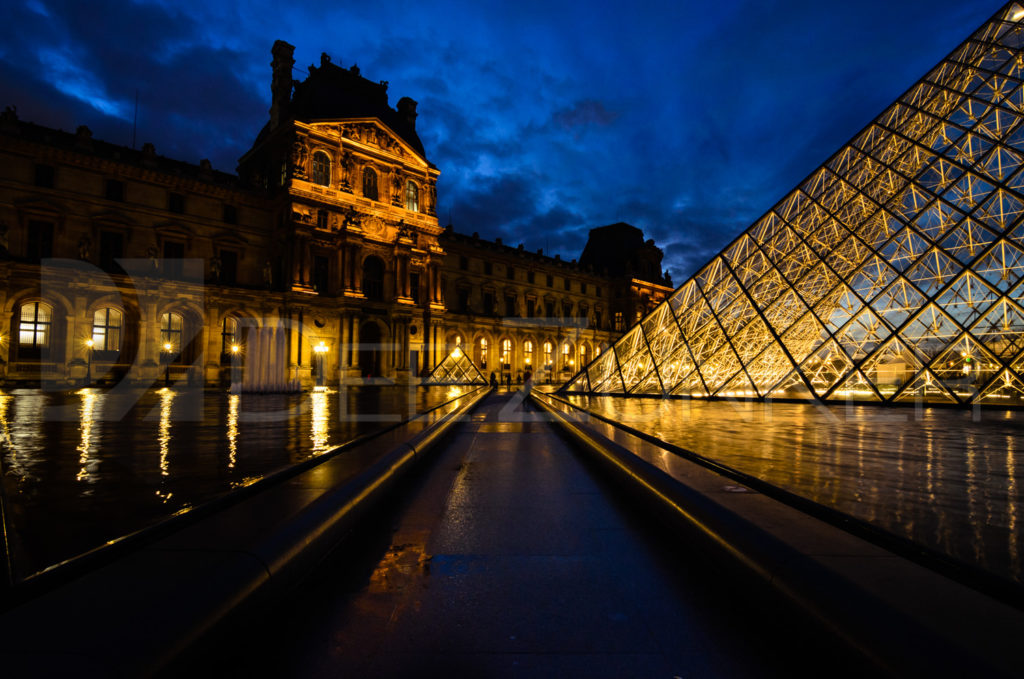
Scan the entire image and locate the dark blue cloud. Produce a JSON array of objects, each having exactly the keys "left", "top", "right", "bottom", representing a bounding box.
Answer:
[{"left": 0, "top": 0, "right": 1002, "bottom": 282}]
